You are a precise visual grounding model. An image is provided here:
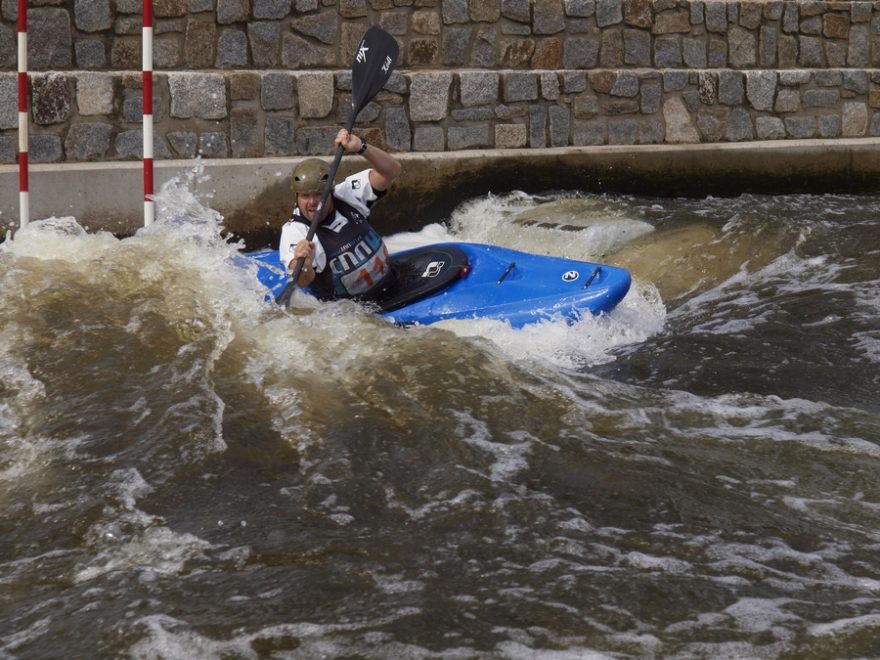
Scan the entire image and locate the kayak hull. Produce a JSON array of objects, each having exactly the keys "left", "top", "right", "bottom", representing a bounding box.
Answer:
[{"left": 247, "top": 242, "right": 631, "bottom": 328}]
